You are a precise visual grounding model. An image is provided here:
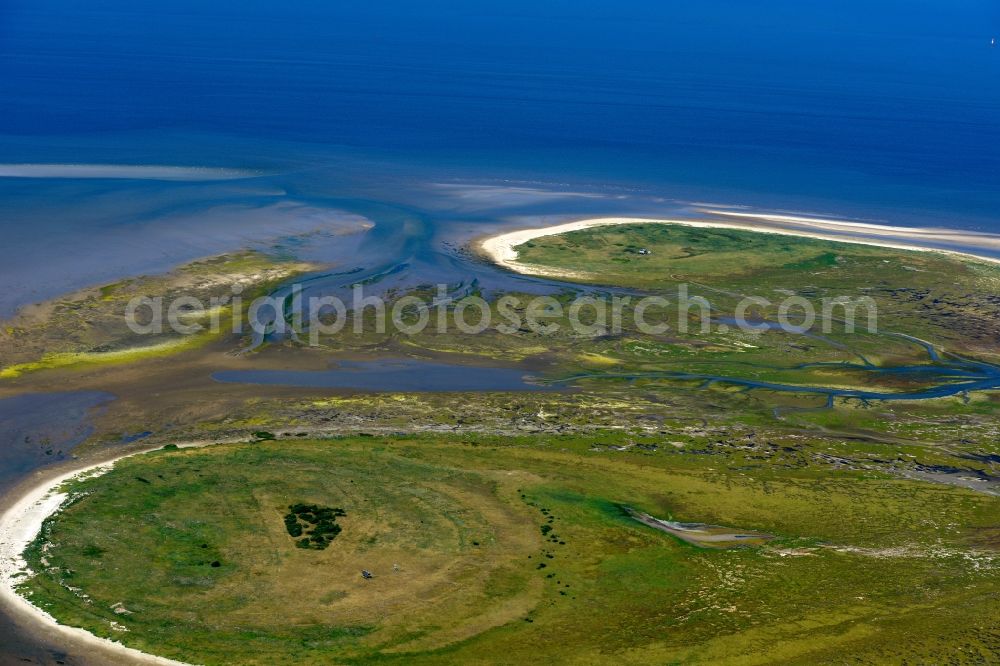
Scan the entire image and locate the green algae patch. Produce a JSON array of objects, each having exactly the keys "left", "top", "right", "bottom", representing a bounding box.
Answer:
[
  {"left": 0, "top": 333, "right": 214, "bottom": 378},
  {"left": 0, "top": 250, "right": 316, "bottom": 380}
]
